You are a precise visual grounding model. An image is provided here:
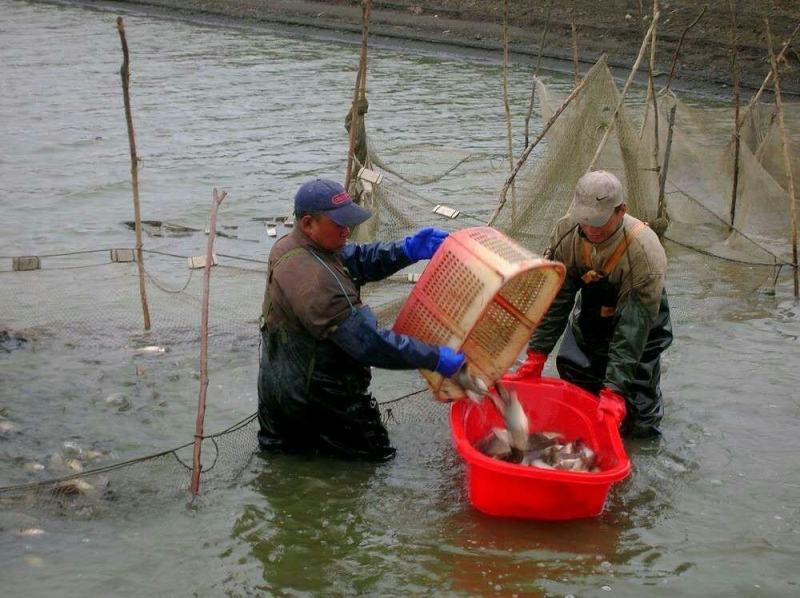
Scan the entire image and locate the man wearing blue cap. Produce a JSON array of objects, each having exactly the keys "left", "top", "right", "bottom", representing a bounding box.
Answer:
[
  {"left": 507, "top": 170, "right": 673, "bottom": 438},
  {"left": 258, "top": 178, "right": 464, "bottom": 460}
]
